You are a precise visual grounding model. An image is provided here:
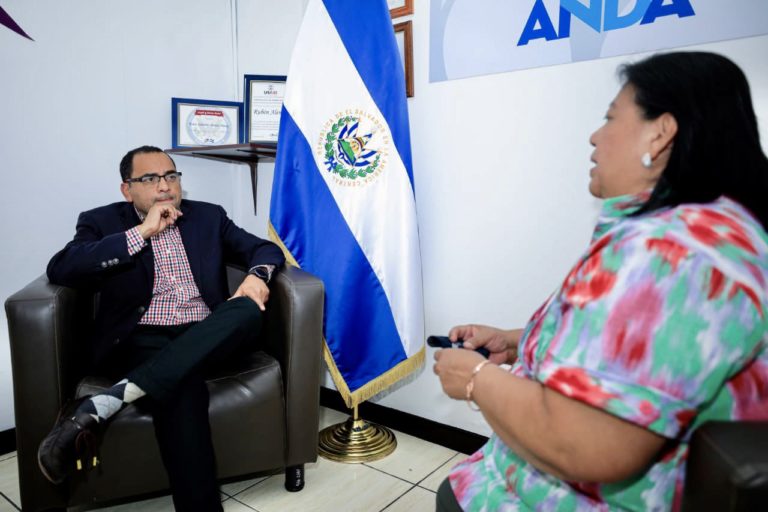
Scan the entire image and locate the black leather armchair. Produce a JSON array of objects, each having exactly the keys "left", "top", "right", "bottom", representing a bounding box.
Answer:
[
  {"left": 5, "top": 265, "right": 324, "bottom": 512},
  {"left": 682, "top": 420, "right": 768, "bottom": 510}
]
